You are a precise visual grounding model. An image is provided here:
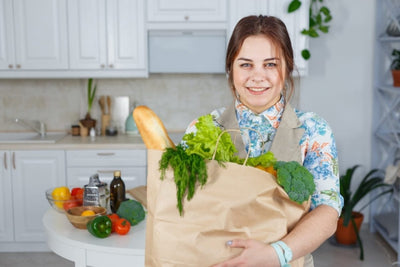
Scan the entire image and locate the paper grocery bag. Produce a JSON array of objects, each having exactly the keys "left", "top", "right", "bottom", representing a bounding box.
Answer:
[{"left": 145, "top": 149, "right": 310, "bottom": 267}]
